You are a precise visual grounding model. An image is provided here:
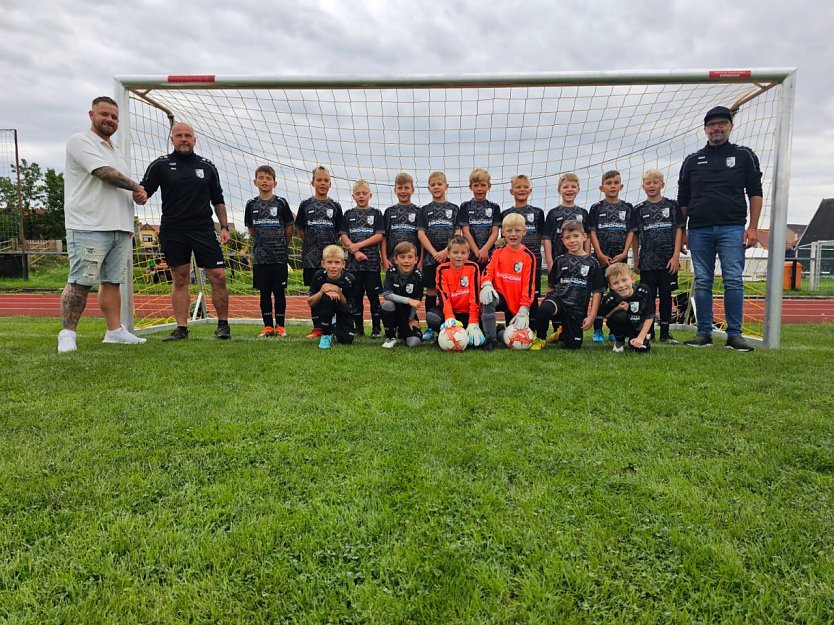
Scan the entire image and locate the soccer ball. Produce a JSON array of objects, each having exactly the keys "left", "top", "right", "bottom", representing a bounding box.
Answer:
[
  {"left": 437, "top": 325, "right": 468, "bottom": 352},
  {"left": 503, "top": 326, "right": 535, "bottom": 350}
]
